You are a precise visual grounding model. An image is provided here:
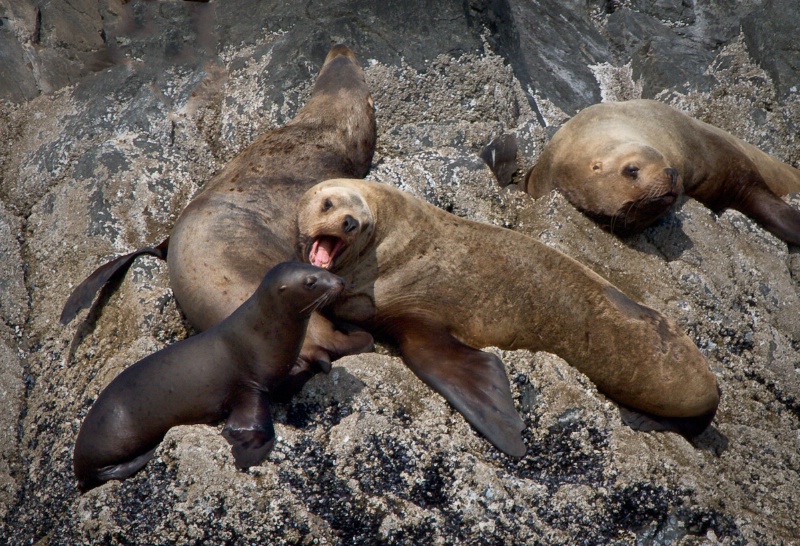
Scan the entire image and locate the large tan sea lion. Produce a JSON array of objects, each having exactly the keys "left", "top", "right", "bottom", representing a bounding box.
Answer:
[
  {"left": 523, "top": 99, "right": 800, "bottom": 243},
  {"left": 74, "top": 262, "right": 344, "bottom": 493},
  {"left": 295, "top": 178, "right": 720, "bottom": 457},
  {"left": 61, "top": 44, "right": 377, "bottom": 390}
]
